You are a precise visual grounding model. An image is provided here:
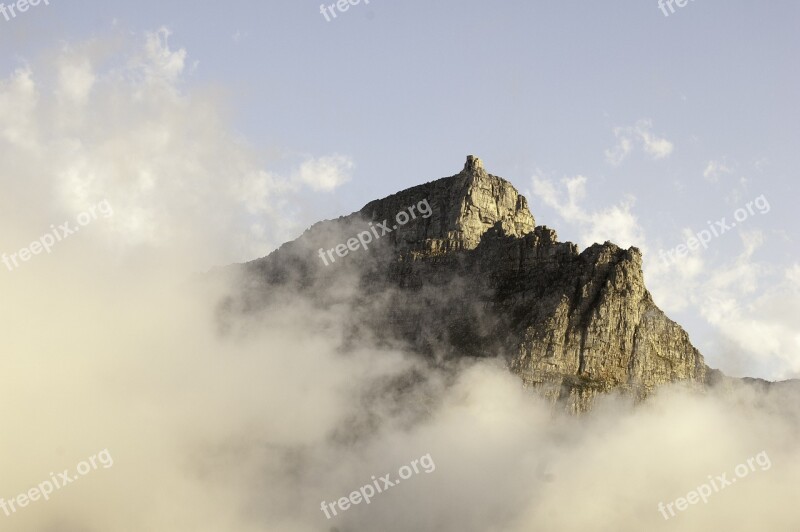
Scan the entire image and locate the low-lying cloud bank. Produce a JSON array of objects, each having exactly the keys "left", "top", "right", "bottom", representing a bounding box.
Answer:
[{"left": 2, "top": 258, "right": 800, "bottom": 531}]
